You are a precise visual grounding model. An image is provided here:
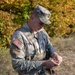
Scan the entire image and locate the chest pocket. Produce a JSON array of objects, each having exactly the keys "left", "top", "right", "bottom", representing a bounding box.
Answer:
[
  {"left": 27, "top": 43, "right": 35, "bottom": 55},
  {"left": 38, "top": 32, "right": 46, "bottom": 52},
  {"left": 27, "top": 37, "right": 40, "bottom": 60},
  {"left": 39, "top": 39, "right": 45, "bottom": 51}
]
